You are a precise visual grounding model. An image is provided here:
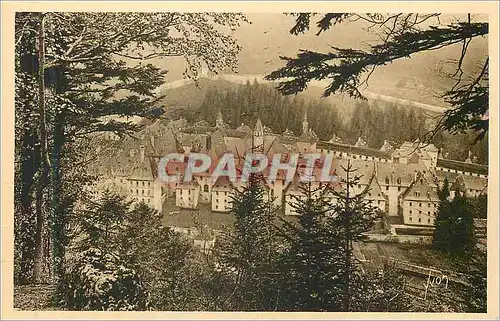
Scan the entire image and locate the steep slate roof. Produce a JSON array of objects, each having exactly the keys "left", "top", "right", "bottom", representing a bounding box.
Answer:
[
  {"left": 210, "top": 129, "right": 228, "bottom": 157},
  {"left": 434, "top": 170, "right": 488, "bottom": 192},
  {"left": 129, "top": 161, "right": 155, "bottom": 181},
  {"left": 364, "top": 174, "right": 387, "bottom": 201},
  {"left": 176, "top": 179, "right": 199, "bottom": 189},
  {"left": 316, "top": 141, "right": 391, "bottom": 160},
  {"left": 180, "top": 126, "right": 217, "bottom": 135},
  {"left": 437, "top": 158, "right": 488, "bottom": 175},
  {"left": 212, "top": 175, "right": 234, "bottom": 191},
  {"left": 151, "top": 130, "right": 183, "bottom": 156},
  {"left": 380, "top": 140, "right": 394, "bottom": 153},
  {"left": 236, "top": 123, "right": 253, "bottom": 135},
  {"left": 401, "top": 174, "right": 439, "bottom": 202},
  {"left": 375, "top": 162, "right": 435, "bottom": 187},
  {"left": 164, "top": 208, "right": 235, "bottom": 231},
  {"left": 335, "top": 159, "right": 376, "bottom": 185}
]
